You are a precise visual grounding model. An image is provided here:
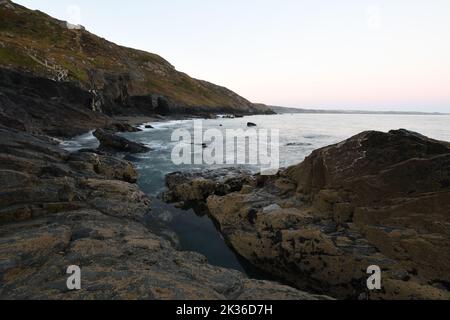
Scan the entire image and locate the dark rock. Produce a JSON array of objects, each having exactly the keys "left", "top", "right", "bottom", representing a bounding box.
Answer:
[
  {"left": 162, "top": 168, "right": 254, "bottom": 204},
  {"left": 93, "top": 129, "right": 150, "bottom": 154},
  {"left": 247, "top": 122, "right": 257, "bottom": 127},
  {"left": 145, "top": 125, "right": 154, "bottom": 129},
  {"left": 0, "top": 68, "right": 108, "bottom": 137},
  {"left": 164, "top": 130, "right": 450, "bottom": 300},
  {"left": 0, "top": 125, "right": 329, "bottom": 300}
]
